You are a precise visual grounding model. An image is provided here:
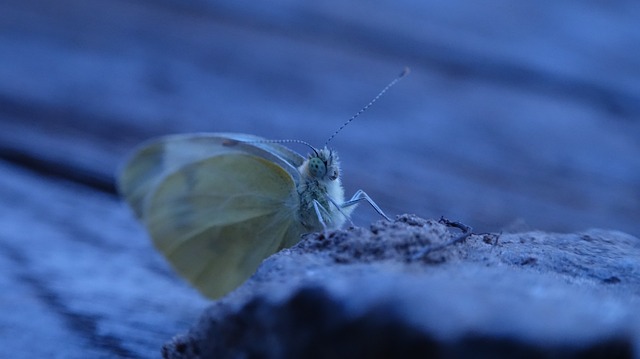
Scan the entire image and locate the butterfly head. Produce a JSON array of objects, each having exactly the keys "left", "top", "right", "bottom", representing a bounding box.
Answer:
[{"left": 306, "top": 147, "right": 340, "bottom": 181}]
